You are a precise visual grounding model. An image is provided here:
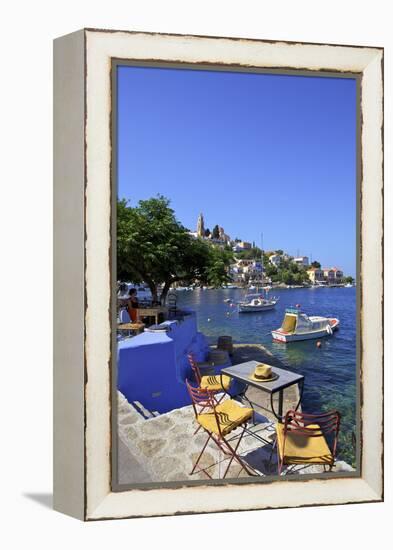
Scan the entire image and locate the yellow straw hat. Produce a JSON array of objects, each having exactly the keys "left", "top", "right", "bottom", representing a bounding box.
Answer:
[{"left": 249, "top": 364, "right": 278, "bottom": 383}]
